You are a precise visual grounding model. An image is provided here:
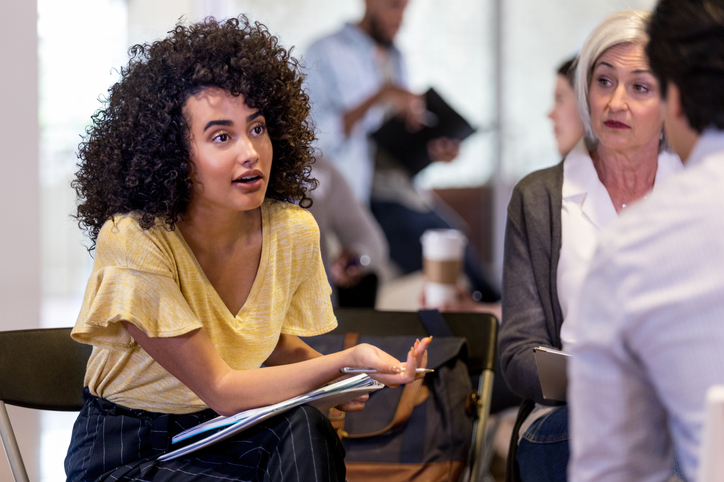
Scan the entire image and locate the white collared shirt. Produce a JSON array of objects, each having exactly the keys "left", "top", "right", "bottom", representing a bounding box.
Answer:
[
  {"left": 557, "top": 140, "right": 682, "bottom": 347},
  {"left": 568, "top": 129, "right": 724, "bottom": 482}
]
